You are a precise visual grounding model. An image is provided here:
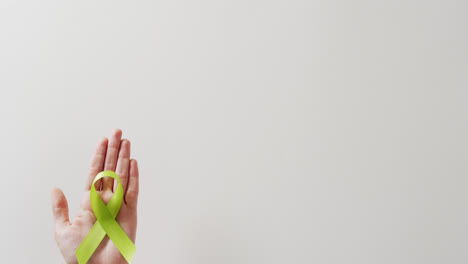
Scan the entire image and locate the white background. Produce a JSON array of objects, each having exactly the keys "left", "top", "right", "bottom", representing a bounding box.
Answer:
[{"left": 0, "top": 0, "right": 467, "bottom": 263}]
